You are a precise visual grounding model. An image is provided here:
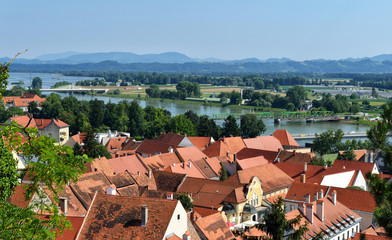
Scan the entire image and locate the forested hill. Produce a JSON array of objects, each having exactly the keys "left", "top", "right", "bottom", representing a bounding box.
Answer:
[{"left": 9, "top": 59, "right": 392, "bottom": 73}]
